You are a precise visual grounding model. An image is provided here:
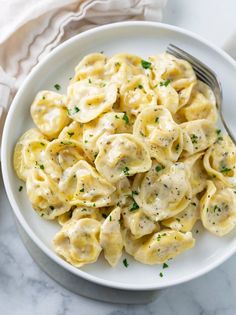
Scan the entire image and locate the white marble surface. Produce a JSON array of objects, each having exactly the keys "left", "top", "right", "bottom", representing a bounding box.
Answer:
[{"left": 1, "top": 0, "right": 236, "bottom": 314}]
